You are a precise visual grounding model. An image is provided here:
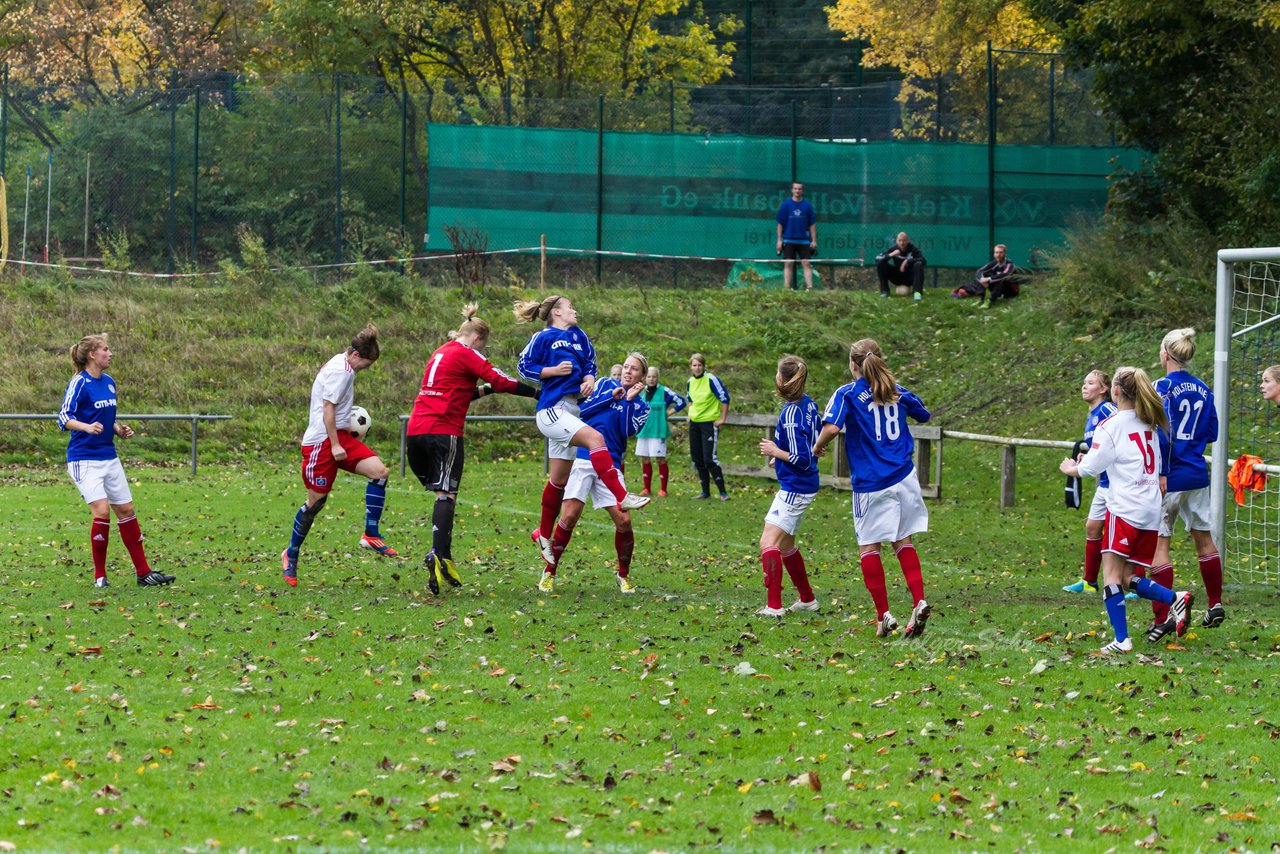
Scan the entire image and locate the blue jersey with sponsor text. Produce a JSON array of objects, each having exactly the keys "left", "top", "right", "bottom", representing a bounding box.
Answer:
[
  {"left": 774, "top": 394, "right": 821, "bottom": 495},
  {"left": 823, "top": 379, "right": 931, "bottom": 493},
  {"left": 1084, "top": 400, "right": 1118, "bottom": 489},
  {"left": 1155, "top": 370, "right": 1216, "bottom": 491},
  {"left": 574, "top": 378, "right": 649, "bottom": 467},
  {"left": 517, "top": 325, "right": 599, "bottom": 412},
  {"left": 58, "top": 371, "right": 119, "bottom": 462}
]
